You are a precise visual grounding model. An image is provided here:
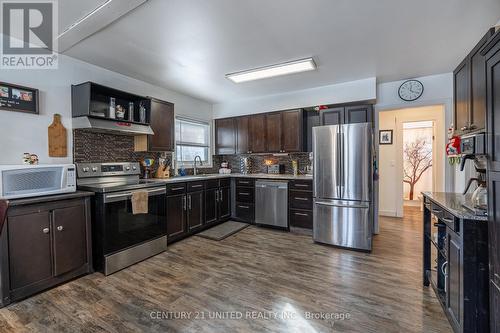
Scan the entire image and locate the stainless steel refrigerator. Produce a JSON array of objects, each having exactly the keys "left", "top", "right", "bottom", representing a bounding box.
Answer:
[{"left": 312, "top": 123, "right": 373, "bottom": 251}]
